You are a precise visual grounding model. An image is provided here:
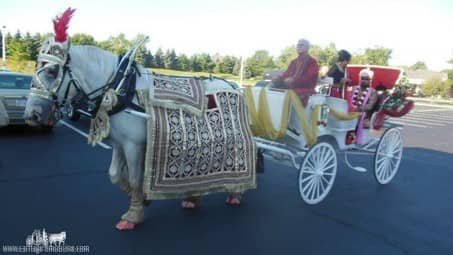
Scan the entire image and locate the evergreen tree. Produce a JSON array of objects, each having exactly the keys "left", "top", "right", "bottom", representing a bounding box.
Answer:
[
  {"left": 199, "top": 53, "right": 215, "bottom": 72},
  {"left": 23, "top": 32, "right": 34, "bottom": 60},
  {"left": 190, "top": 55, "right": 202, "bottom": 72},
  {"left": 143, "top": 50, "right": 154, "bottom": 68},
  {"left": 178, "top": 54, "right": 190, "bottom": 71},
  {"left": 154, "top": 48, "right": 164, "bottom": 68},
  {"left": 163, "top": 49, "right": 171, "bottom": 69},
  {"left": 29, "top": 33, "right": 43, "bottom": 61},
  {"left": 8, "top": 31, "right": 32, "bottom": 71},
  {"left": 131, "top": 34, "right": 148, "bottom": 66},
  {"left": 167, "top": 49, "right": 178, "bottom": 70},
  {"left": 221, "top": 56, "right": 237, "bottom": 74},
  {"left": 14, "top": 30, "right": 22, "bottom": 40}
]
